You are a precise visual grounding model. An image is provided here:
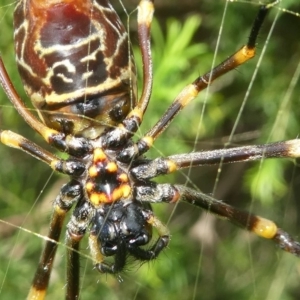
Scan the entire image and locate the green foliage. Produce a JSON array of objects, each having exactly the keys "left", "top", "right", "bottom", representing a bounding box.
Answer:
[{"left": 1, "top": 1, "right": 300, "bottom": 300}]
